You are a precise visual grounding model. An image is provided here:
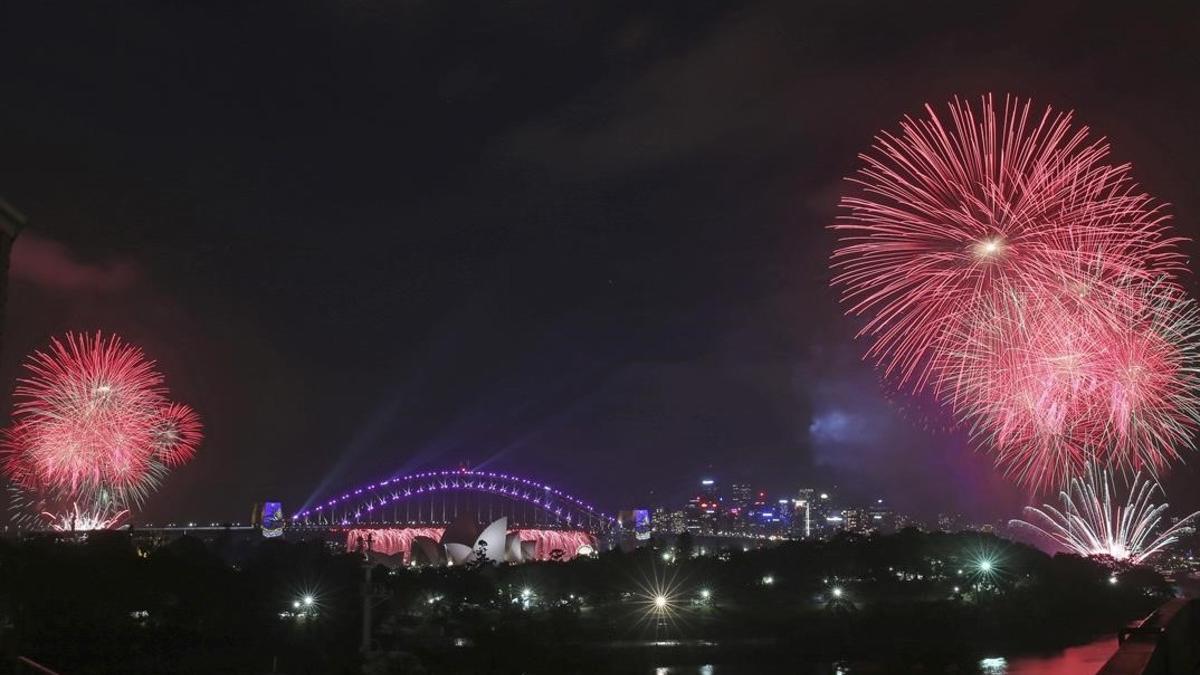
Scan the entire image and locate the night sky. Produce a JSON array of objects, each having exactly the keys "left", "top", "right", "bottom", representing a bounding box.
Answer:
[{"left": 1, "top": 1, "right": 1199, "bottom": 524}]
